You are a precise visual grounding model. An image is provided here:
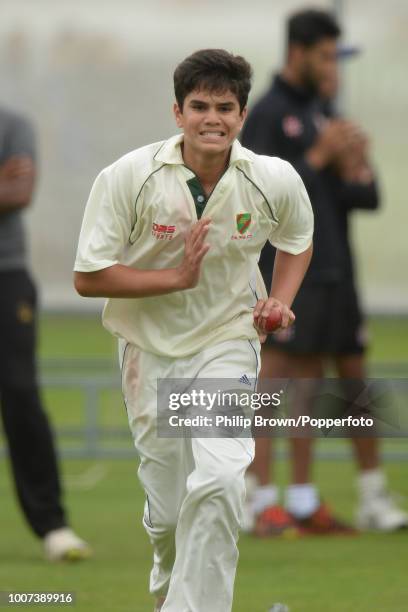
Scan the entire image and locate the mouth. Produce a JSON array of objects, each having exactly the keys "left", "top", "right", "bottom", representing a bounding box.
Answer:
[{"left": 199, "top": 131, "right": 226, "bottom": 139}]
